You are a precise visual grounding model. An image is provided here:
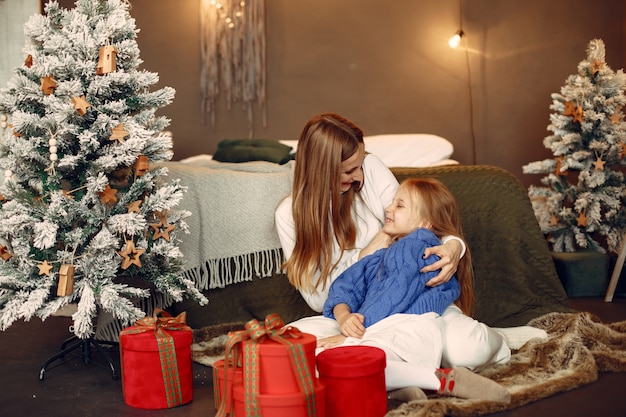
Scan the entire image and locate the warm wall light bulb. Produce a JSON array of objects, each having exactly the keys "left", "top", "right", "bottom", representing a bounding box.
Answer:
[{"left": 448, "top": 30, "right": 464, "bottom": 48}]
